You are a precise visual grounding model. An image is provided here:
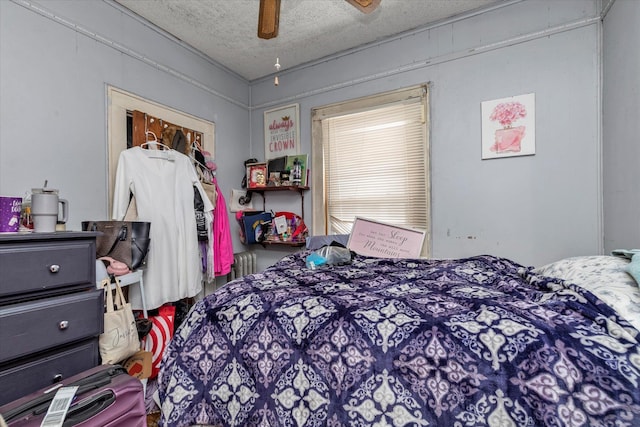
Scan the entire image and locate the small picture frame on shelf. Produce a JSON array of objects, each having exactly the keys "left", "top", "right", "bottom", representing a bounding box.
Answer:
[
  {"left": 247, "top": 162, "right": 267, "bottom": 188},
  {"left": 268, "top": 171, "right": 281, "bottom": 186},
  {"left": 273, "top": 214, "right": 288, "bottom": 234},
  {"left": 280, "top": 171, "right": 291, "bottom": 185}
]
